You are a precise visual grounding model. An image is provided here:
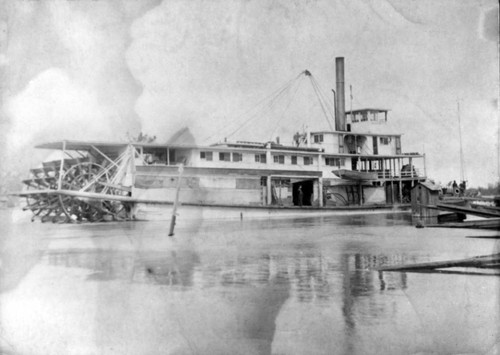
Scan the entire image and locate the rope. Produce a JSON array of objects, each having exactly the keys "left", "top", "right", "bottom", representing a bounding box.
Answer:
[
  {"left": 224, "top": 73, "right": 303, "bottom": 139},
  {"left": 205, "top": 70, "right": 338, "bottom": 144},
  {"left": 308, "top": 75, "right": 335, "bottom": 131},
  {"left": 268, "top": 75, "right": 306, "bottom": 140},
  {"left": 203, "top": 72, "right": 306, "bottom": 143}
]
